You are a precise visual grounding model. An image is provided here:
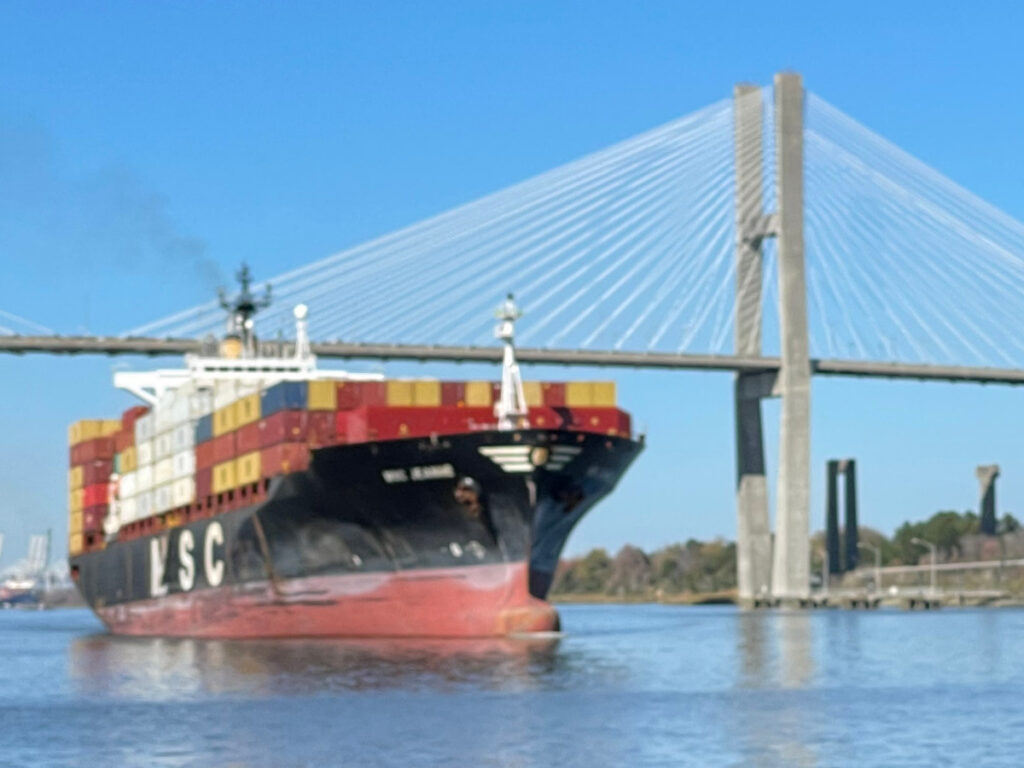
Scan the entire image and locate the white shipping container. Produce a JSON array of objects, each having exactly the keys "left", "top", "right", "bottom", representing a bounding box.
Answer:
[
  {"left": 236, "top": 380, "right": 261, "bottom": 397},
  {"left": 119, "top": 497, "right": 137, "bottom": 524},
  {"left": 170, "top": 397, "right": 189, "bottom": 425},
  {"left": 119, "top": 471, "right": 137, "bottom": 499},
  {"left": 214, "top": 380, "right": 238, "bottom": 409},
  {"left": 171, "top": 476, "right": 195, "bottom": 507},
  {"left": 171, "top": 449, "right": 195, "bottom": 479},
  {"left": 136, "top": 464, "right": 154, "bottom": 492},
  {"left": 136, "top": 490, "right": 153, "bottom": 520},
  {"left": 135, "top": 412, "right": 155, "bottom": 443},
  {"left": 137, "top": 440, "right": 154, "bottom": 466},
  {"left": 154, "top": 395, "right": 172, "bottom": 432},
  {"left": 190, "top": 389, "right": 214, "bottom": 417},
  {"left": 172, "top": 423, "right": 195, "bottom": 453},
  {"left": 154, "top": 484, "right": 173, "bottom": 514},
  {"left": 154, "top": 431, "right": 174, "bottom": 460},
  {"left": 154, "top": 457, "right": 174, "bottom": 486}
]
